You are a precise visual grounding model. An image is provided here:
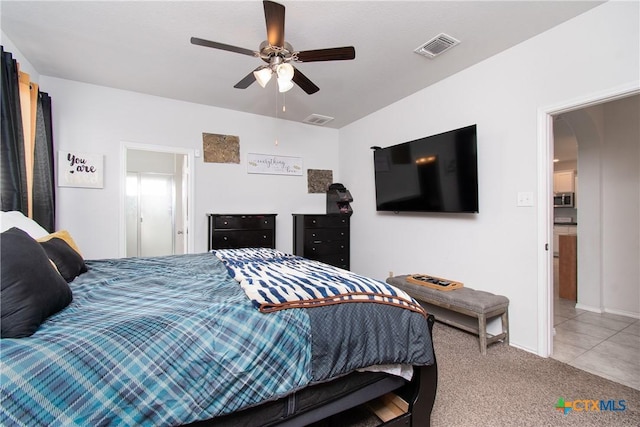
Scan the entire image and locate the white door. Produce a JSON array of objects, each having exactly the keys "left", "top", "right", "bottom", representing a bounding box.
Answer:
[{"left": 126, "top": 173, "right": 175, "bottom": 257}]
